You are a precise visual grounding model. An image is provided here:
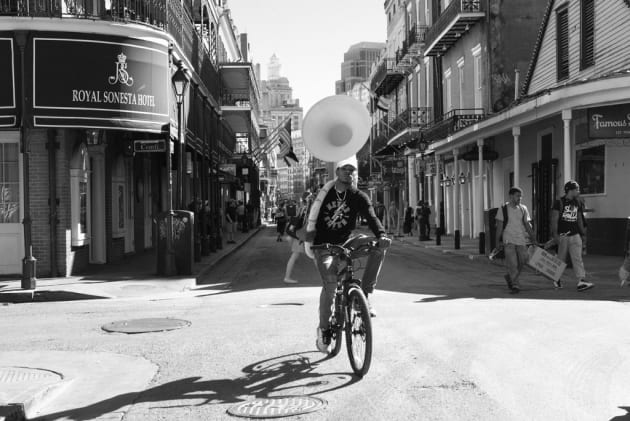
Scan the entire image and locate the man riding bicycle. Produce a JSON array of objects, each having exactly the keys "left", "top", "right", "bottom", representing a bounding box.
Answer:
[{"left": 304, "top": 156, "right": 391, "bottom": 354}]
